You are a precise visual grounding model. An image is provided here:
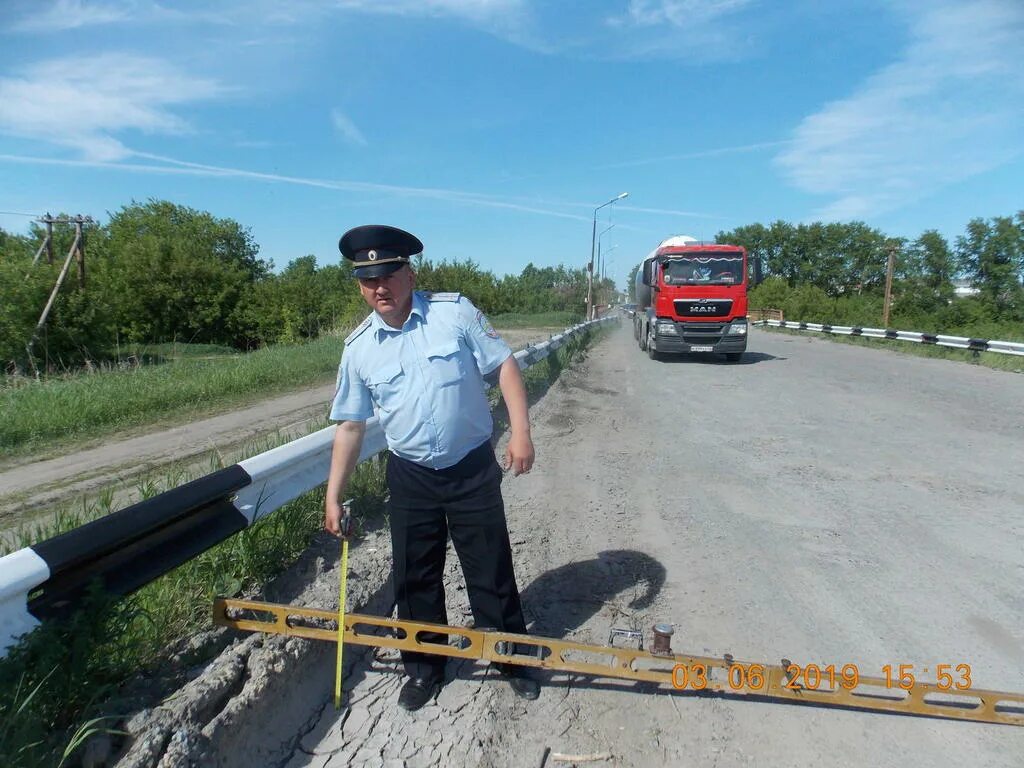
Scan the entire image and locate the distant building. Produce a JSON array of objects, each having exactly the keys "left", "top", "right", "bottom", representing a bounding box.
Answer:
[{"left": 952, "top": 279, "right": 979, "bottom": 298}]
